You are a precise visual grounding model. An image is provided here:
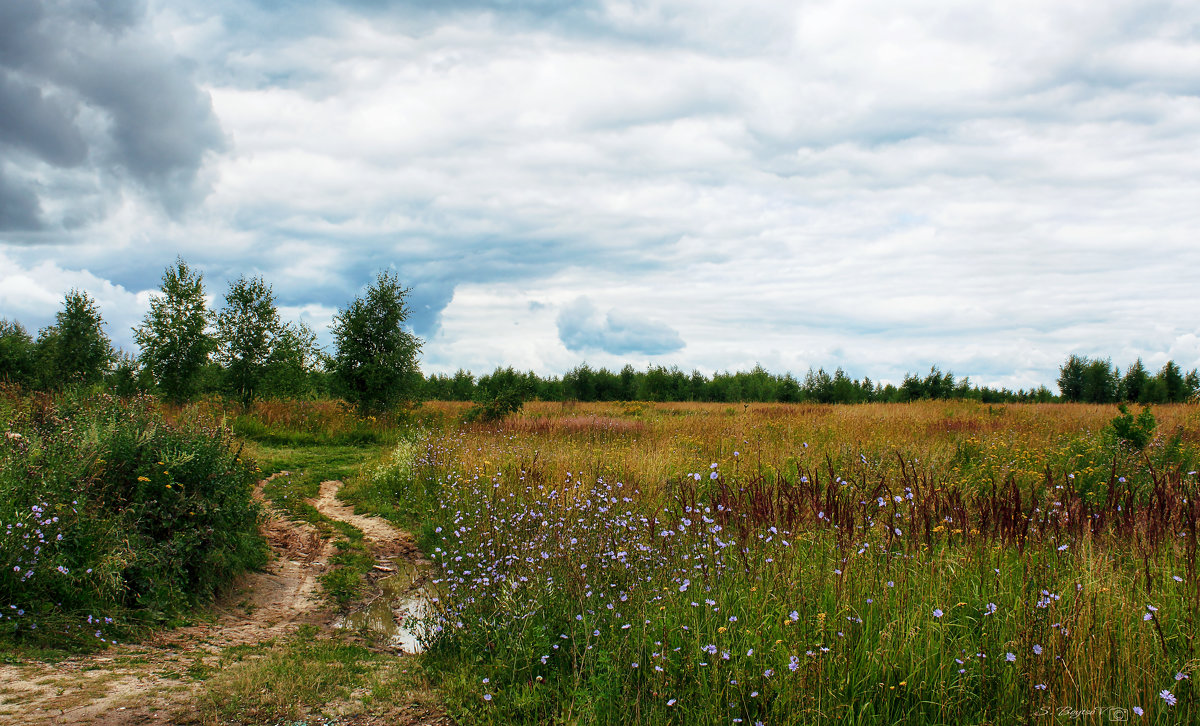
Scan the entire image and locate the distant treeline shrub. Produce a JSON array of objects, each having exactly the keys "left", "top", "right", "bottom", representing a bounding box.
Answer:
[
  {"left": 421, "top": 364, "right": 1057, "bottom": 405},
  {"left": 0, "top": 391, "right": 267, "bottom": 645}
]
